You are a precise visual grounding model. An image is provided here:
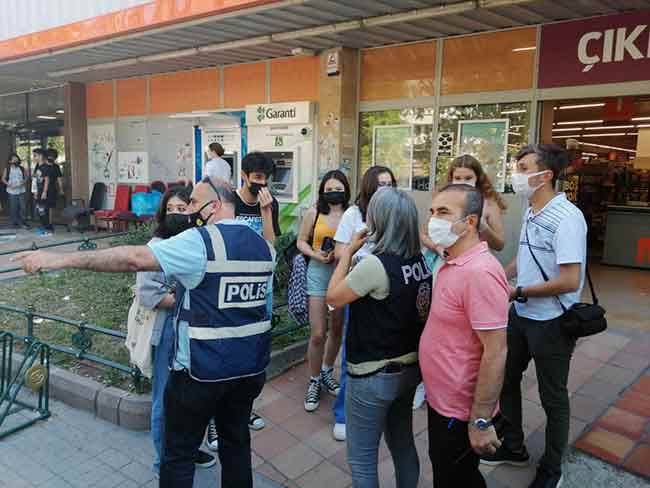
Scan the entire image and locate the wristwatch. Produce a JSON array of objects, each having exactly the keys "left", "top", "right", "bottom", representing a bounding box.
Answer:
[
  {"left": 514, "top": 286, "right": 528, "bottom": 303},
  {"left": 471, "top": 418, "right": 493, "bottom": 431}
]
